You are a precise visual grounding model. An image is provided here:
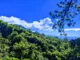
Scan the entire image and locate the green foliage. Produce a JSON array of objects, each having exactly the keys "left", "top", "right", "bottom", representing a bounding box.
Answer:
[
  {"left": 3, "top": 56, "right": 18, "bottom": 60},
  {"left": 0, "top": 20, "right": 80, "bottom": 60}
]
